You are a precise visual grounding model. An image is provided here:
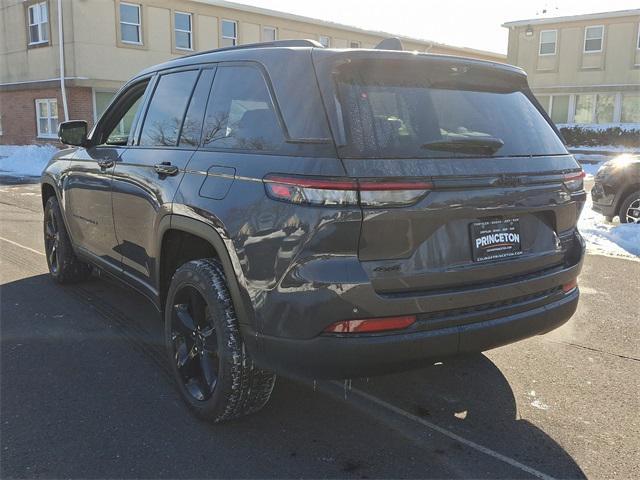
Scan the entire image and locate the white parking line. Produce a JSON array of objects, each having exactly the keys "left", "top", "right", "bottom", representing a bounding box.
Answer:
[
  {"left": 332, "top": 382, "right": 556, "bottom": 480},
  {"left": 0, "top": 236, "right": 44, "bottom": 256}
]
